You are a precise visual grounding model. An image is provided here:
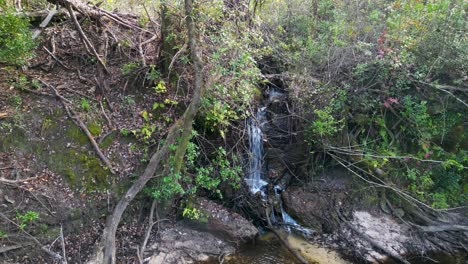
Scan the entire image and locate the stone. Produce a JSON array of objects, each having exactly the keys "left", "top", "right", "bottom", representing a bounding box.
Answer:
[
  {"left": 147, "top": 224, "right": 236, "bottom": 264},
  {"left": 190, "top": 197, "right": 258, "bottom": 242}
]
